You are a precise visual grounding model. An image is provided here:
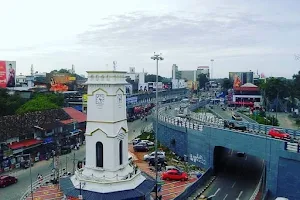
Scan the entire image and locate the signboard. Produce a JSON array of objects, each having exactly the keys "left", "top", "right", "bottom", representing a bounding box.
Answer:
[
  {"left": 47, "top": 73, "right": 76, "bottom": 92},
  {"left": 0, "top": 60, "right": 16, "bottom": 88},
  {"left": 138, "top": 83, "right": 148, "bottom": 92},
  {"left": 125, "top": 84, "right": 133, "bottom": 95},
  {"left": 229, "top": 72, "right": 254, "bottom": 87}
]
